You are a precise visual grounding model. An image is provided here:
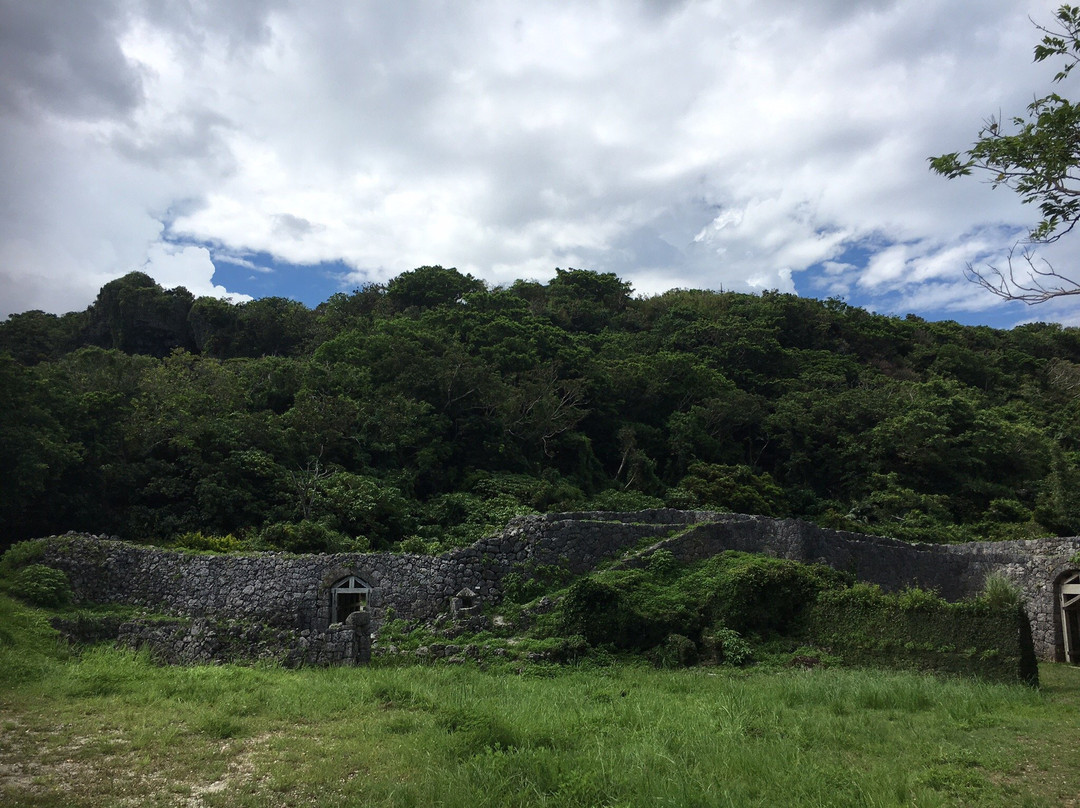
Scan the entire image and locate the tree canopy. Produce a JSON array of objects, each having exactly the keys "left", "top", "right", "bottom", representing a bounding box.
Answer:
[{"left": 3, "top": 269, "right": 1080, "bottom": 553}]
